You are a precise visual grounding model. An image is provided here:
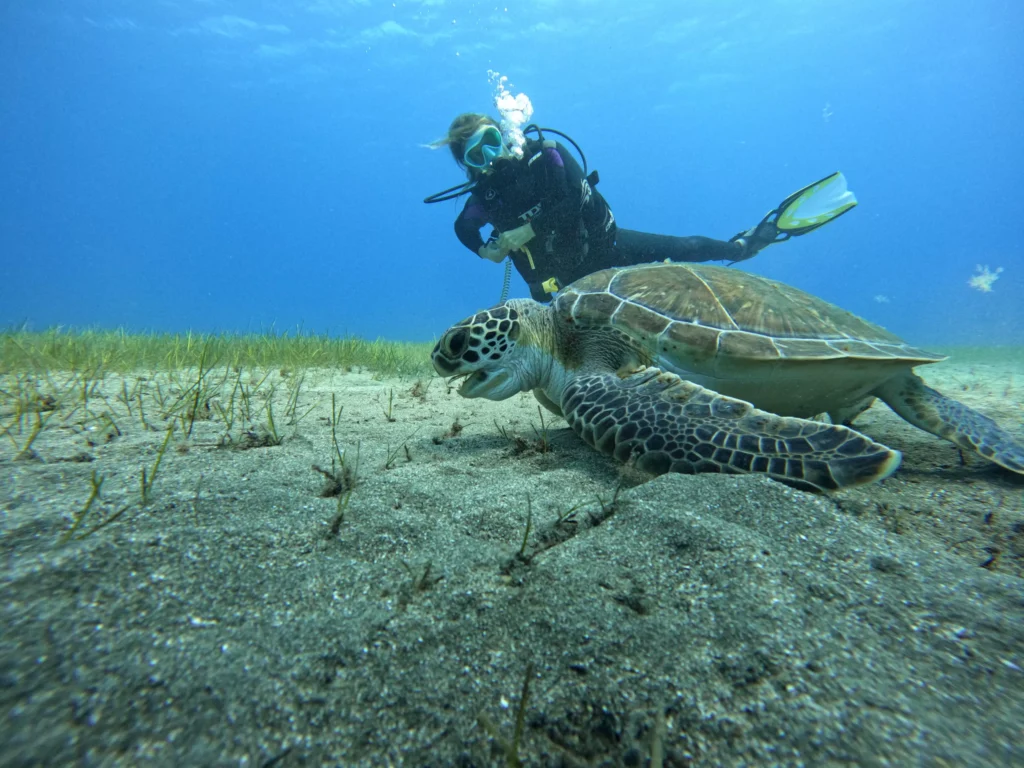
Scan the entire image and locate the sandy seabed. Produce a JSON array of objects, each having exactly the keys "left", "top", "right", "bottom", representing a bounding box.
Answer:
[{"left": 2, "top": 352, "right": 1022, "bottom": 766}]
